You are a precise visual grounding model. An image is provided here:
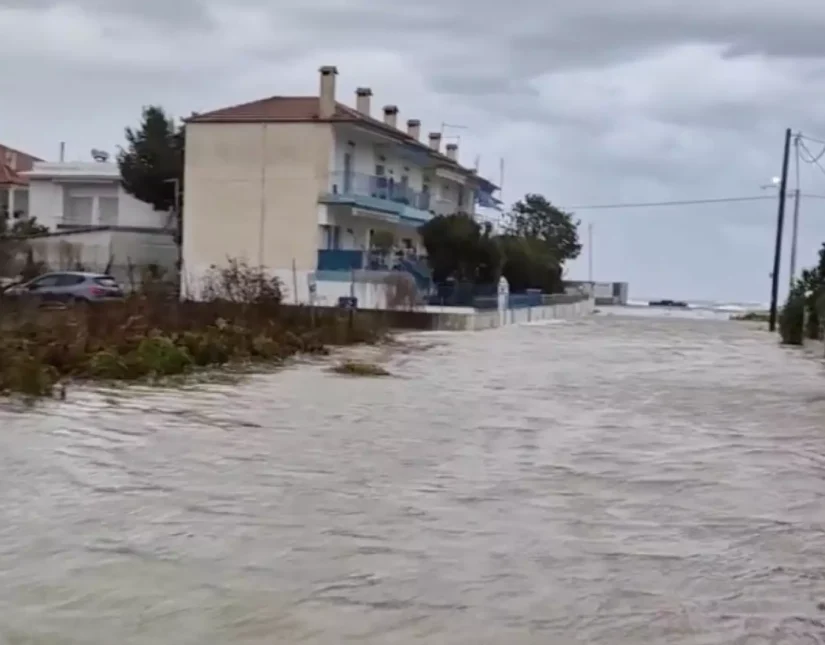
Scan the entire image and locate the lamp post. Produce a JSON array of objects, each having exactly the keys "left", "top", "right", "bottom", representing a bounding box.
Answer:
[
  {"left": 588, "top": 222, "right": 594, "bottom": 285},
  {"left": 762, "top": 155, "right": 801, "bottom": 293}
]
